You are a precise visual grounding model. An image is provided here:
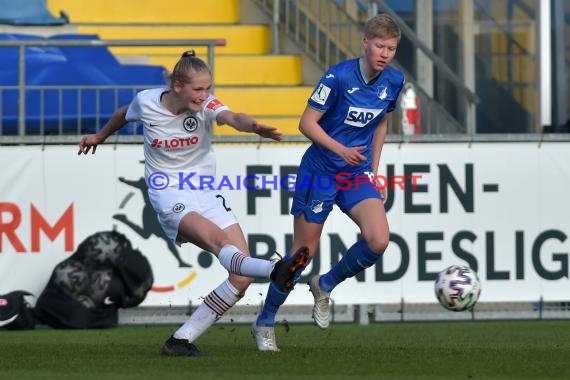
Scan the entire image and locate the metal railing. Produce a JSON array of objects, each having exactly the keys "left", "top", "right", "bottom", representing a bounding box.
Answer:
[
  {"left": 252, "top": 0, "right": 478, "bottom": 134},
  {"left": 0, "top": 38, "right": 224, "bottom": 137}
]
